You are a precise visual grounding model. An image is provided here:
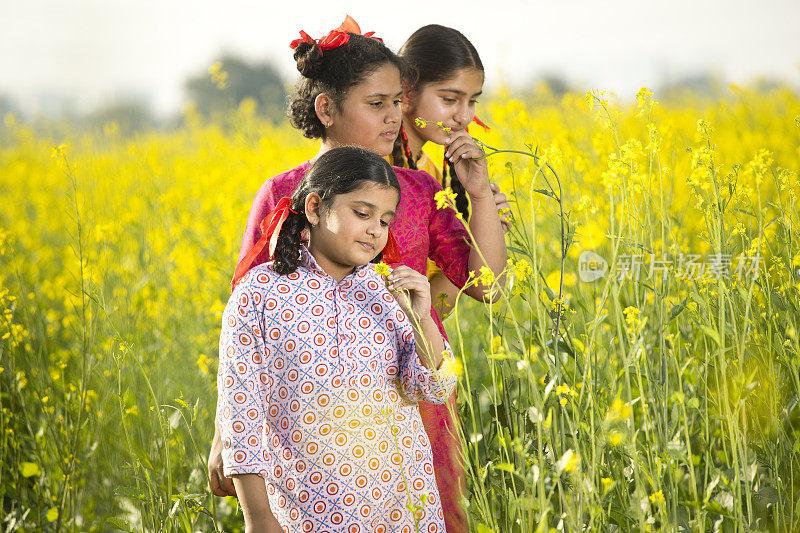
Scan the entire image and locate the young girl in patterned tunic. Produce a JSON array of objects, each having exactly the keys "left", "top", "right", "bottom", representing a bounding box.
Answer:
[
  {"left": 209, "top": 17, "right": 507, "bottom": 532},
  {"left": 218, "top": 146, "right": 456, "bottom": 532}
]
